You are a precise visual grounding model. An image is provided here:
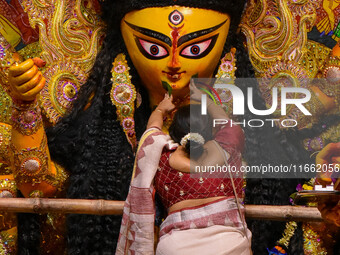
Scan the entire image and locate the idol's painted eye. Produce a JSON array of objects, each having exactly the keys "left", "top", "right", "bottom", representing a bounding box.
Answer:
[
  {"left": 135, "top": 37, "right": 169, "bottom": 59},
  {"left": 180, "top": 35, "right": 218, "bottom": 59}
]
